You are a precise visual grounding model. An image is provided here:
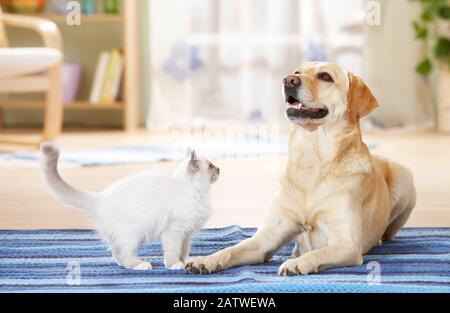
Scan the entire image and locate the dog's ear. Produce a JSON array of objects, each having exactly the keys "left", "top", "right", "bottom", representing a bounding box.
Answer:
[{"left": 347, "top": 73, "right": 378, "bottom": 124}]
